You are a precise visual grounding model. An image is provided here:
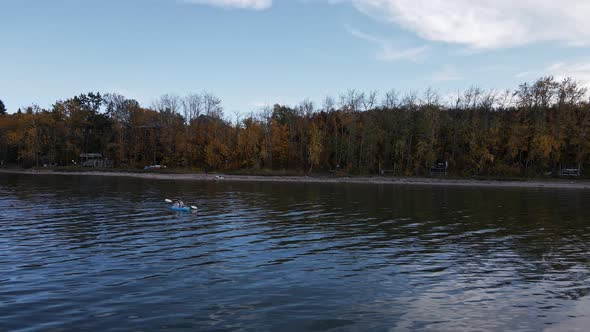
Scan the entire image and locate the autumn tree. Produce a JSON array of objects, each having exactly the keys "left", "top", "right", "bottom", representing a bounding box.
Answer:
[
  {"left": 308, "top": 122, "right": 323, "bottom": 172},
  {"left": 4, "top": 77, "right": 590, "bottom": 177}
]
